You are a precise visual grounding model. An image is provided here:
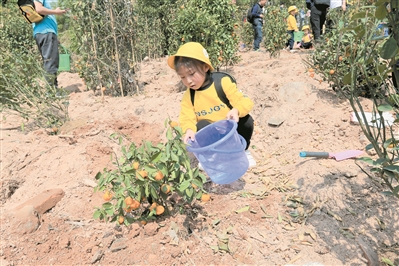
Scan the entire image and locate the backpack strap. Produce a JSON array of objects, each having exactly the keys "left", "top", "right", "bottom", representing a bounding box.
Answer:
[
  {"left": 189, "top": 71, "right": 235, "bottom": 110},
  {"left": 212, "top": 72, "right": 234, "bottom": 109}
]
